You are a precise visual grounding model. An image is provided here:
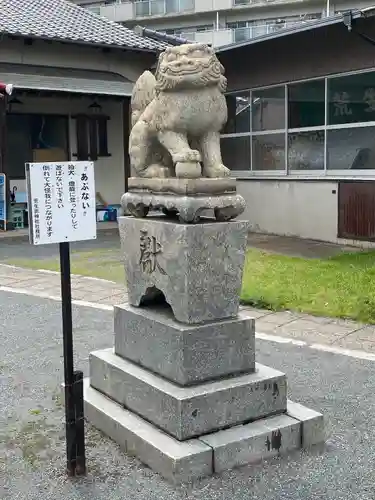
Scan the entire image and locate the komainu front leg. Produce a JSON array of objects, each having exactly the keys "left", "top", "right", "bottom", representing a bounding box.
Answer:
[
  {"left": 199, "top": 131, "right": 230, "bottom": 178},
  {"left": 158, "top": 131, "right": 201, "bottom": 179},
  {"left": 129, "top": 122, "right": 170, "bottom": 178}
]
